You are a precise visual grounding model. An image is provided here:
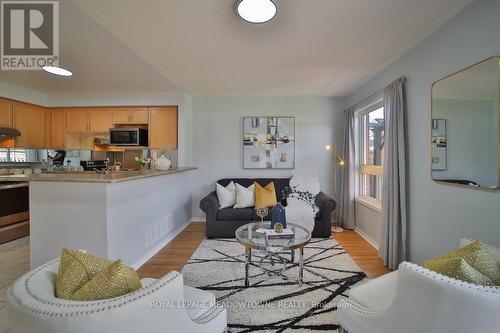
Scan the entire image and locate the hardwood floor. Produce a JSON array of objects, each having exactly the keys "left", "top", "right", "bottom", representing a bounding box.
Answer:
[
  {"left": 335, "top": 230, "right": 391, "bottom": 278},
  {"left": 137, "top": 222, "right": 206, "bottom": 278},
  {"left": 138, "top": 222, "right": 391, "bottom": 279}
]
